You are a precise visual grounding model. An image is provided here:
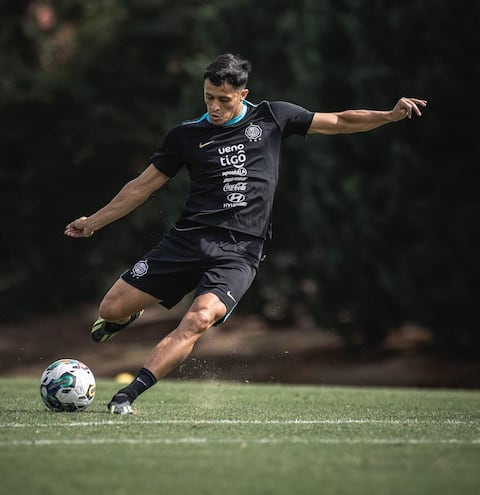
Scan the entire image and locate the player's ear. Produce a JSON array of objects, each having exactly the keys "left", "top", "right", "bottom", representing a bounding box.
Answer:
[{"left": 240, "top": 88, "right": 249, "bottom": 100}]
